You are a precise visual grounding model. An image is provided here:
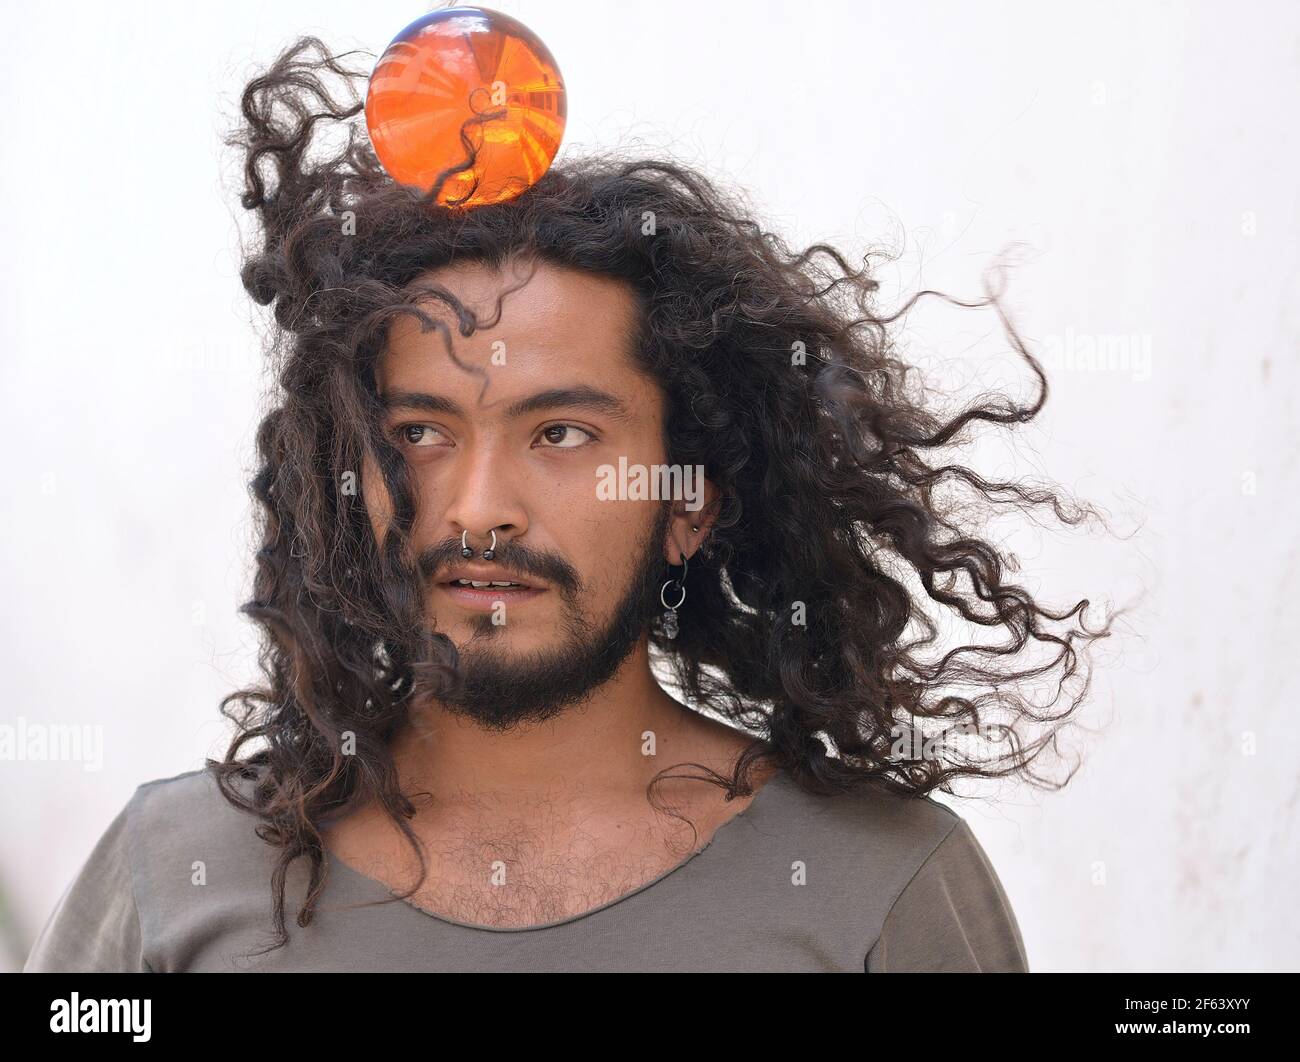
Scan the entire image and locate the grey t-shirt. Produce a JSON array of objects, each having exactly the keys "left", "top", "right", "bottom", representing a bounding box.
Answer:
[{"left": 23, "top": 765, "right": 1028, "bottom": 972}]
